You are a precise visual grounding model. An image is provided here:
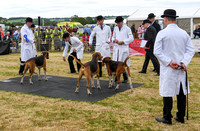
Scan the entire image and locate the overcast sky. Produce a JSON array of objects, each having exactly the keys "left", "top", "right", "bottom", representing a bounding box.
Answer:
[{"left": 1, "top": 0, "right": 200, "bottom": 18}]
